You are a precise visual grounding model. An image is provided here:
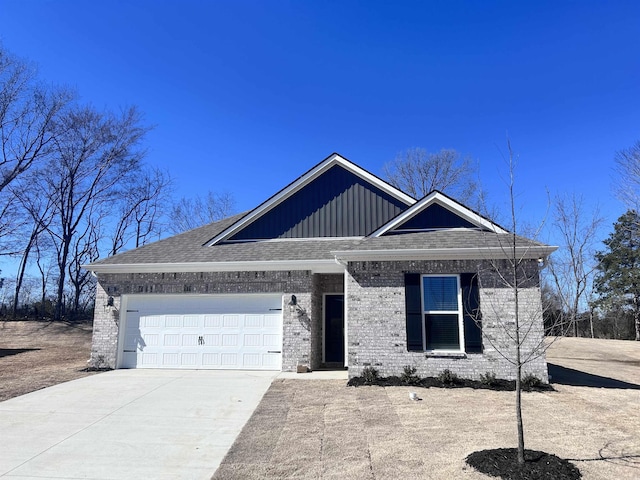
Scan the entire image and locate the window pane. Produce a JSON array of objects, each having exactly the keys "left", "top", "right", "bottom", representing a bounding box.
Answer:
[
  {"left": 423, "top": 276, "right": 458, "bottom": 311},
  {"left": 425, "top": 314, "right": 460, "bottom": 350}
]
